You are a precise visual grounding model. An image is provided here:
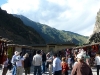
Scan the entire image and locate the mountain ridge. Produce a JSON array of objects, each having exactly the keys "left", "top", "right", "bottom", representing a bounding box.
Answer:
[
  {"left": 0, "top": 8, "right": 45, "bottom": 45},
  {"left": 13, "top": 14, "right": 88, "bottom": 45}
]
